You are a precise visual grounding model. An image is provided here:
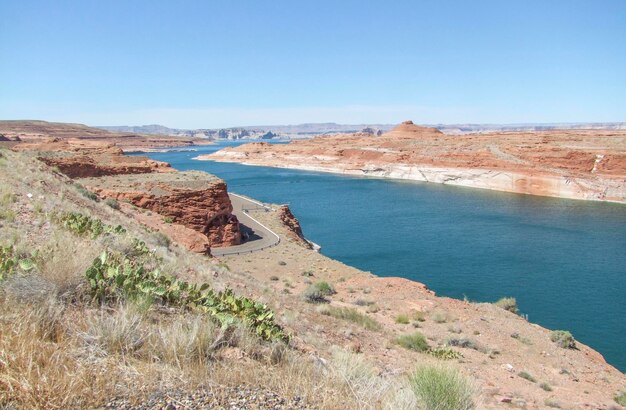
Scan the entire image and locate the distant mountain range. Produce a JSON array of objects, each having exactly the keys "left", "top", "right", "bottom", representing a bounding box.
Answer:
[{"left": 97, "top": 122, "right": 626, "bottom": 140}]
